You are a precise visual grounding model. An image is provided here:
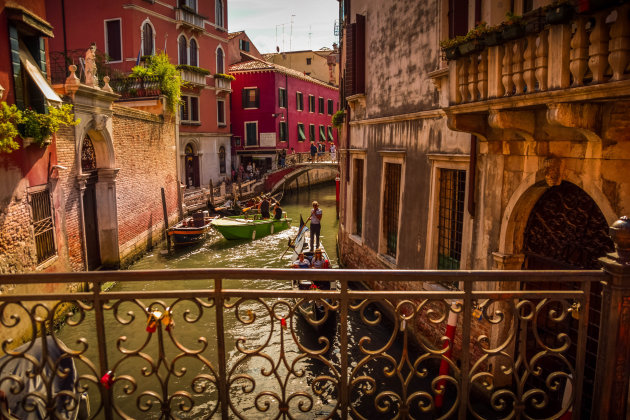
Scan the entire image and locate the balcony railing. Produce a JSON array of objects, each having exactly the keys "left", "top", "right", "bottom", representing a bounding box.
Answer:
[
  {"left": 1, "top": 264, "right": 626, "bottom": 419},
  {"left": 179, "top": 68, "right": 207, "bottom": 87},
  {"left": 108, "top": 75, "right": 162, "bottom": 99},
  {"left": 214, "top": 77, "right": 232, "bottom": 95},
  {"left": 449, "top": 3, "right": 630, "bottom": 106},
  {"left": 175, "top": 8, "right": 204, "bottom": 31}
]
